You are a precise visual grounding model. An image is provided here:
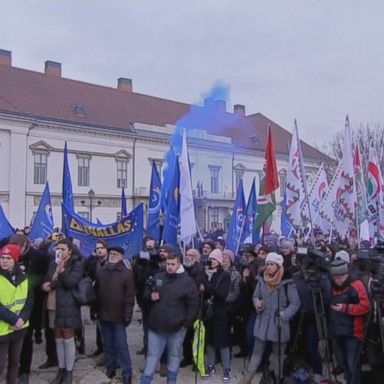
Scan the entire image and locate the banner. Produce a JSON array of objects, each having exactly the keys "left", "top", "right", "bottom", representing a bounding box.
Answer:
[{"left": 63, "top": 203, "right": 144, "bottom": 258}]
